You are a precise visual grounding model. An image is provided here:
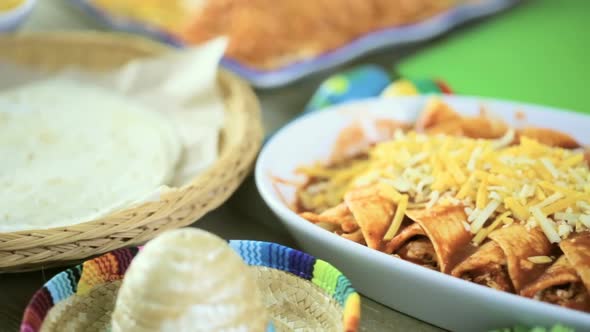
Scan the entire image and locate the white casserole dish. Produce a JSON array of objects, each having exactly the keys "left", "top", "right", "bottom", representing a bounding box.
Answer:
[{"left": 255, "top": 96, "right": 590, "bottom": 332}]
